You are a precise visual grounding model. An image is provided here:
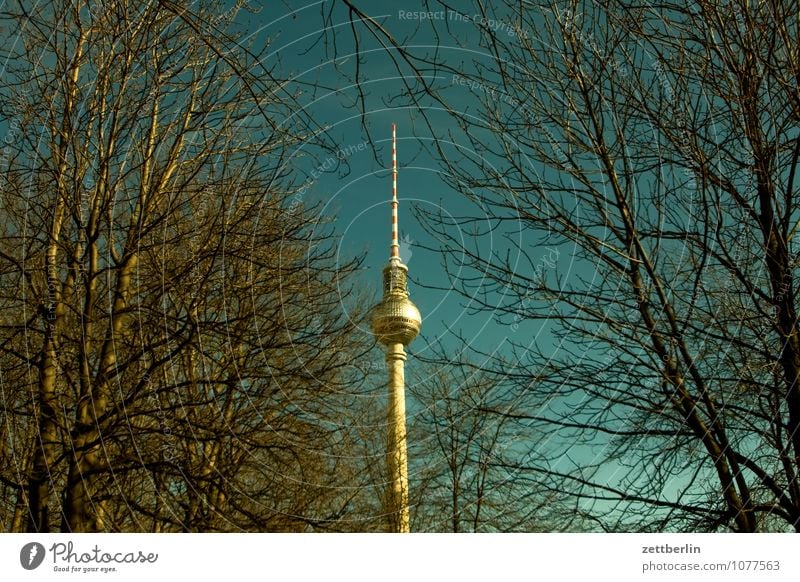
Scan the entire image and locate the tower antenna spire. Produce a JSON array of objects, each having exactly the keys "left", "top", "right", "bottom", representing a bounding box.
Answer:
[{"left": 391, "top": 122, "right": 399, "bottom": 260}]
